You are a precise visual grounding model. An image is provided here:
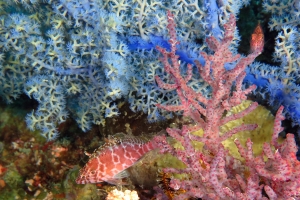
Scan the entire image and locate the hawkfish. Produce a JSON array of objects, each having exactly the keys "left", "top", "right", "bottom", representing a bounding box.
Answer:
[
  {"left": 250, "top": 22, "right": 264, "bottom": 53},
  {"left": 76, "top": 133, "right": 160, "bottom": 185}
]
